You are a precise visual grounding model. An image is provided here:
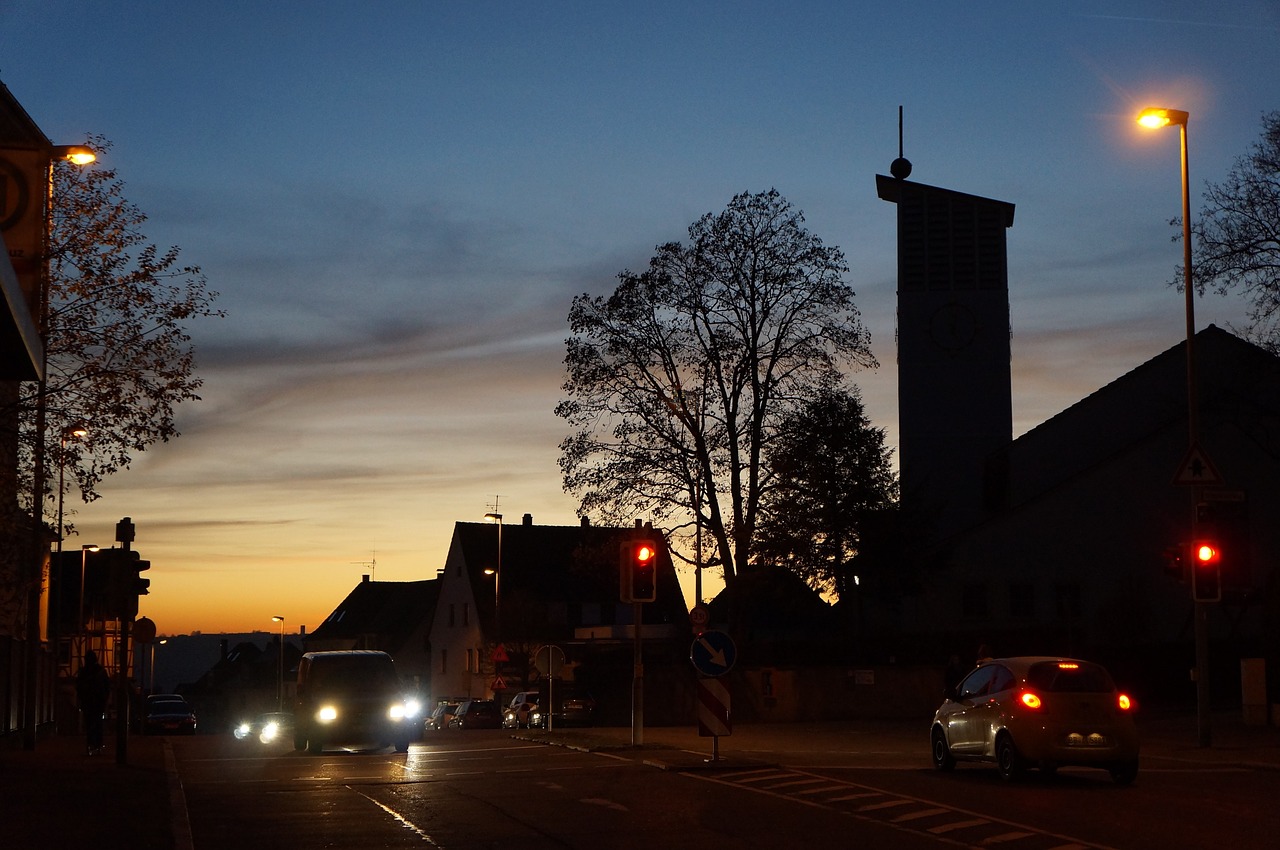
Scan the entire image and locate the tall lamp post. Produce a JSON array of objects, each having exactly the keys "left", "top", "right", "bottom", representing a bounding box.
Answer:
[
  {"left": 483, "top": 512, "right": 503, "bottom": 644},
  {"left": 20, "top": 142, "right": 96, "bottom": 751},
  {"left": 77, "top": 544, "right": 99, "bottom": 665},
  {"left": 150, "top": 638, "right": 167, "bottom": 694},
  {"left": 272, "top": 616, "right": 285, "bottom": 712},
  {"left": 51, "top": 425, "right": 87, "bottom": 658},
  {"left": 1138, "top": 106, "right": 1210, "bottom": 747}
]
